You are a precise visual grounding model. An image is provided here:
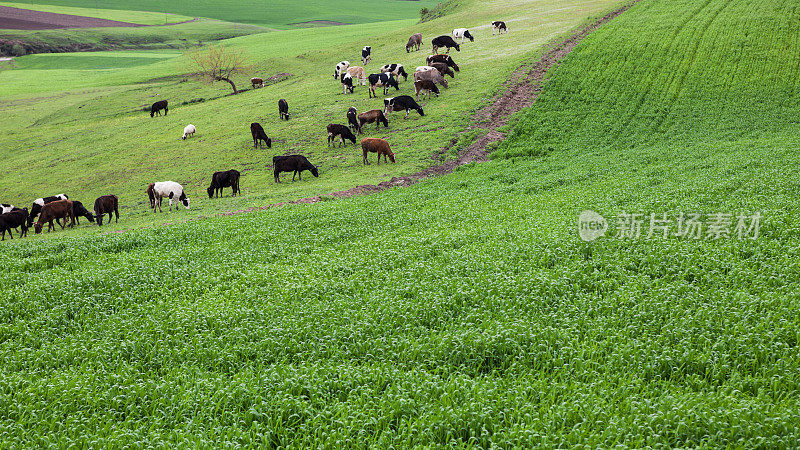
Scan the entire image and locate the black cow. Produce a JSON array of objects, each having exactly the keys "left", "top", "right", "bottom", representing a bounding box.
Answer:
[
  {"left": 250, "top": 122, "right": 272, "bottom": 148},
  {"left": 432, "top": 35, "right": 460, "bottom": 54},
  {"left": 273, "top": 155, "right": 319, "bottom": 182},
  {"left": 278, "top": 99, "right": 290, "bottom": 120},
  {"left": 384, "top": 96, "right": 425, "bottom": 118},
  {"left": 362, "top": 46, "right": 371, "bottom": 65},
  {"left": 0, "top": 208, "right": 28, "bottom": 240},
  {"left": 347, "top": 107, "right": 361, "bottom": 134},
  {"left": 71, "top": 200, "right": 95, "bottom": 225},
  {"left": 207, "top": 170, "right": 241, "bottom": 198},
  {"left": 150, "top": 100, "right": 168, "bottom": 117},
  {"left": 94, "top": 195, "right": 119, "bottom": 226},
  {"left": 28, "top": 194, "right": 68, "bottom": 227},
  {"left": 367, "top": 73, "right": 399, "bottom": 98},
  {"left": 427, "top": 54, "right": 460, "bottom": 72},
  {"left": 327, "top": 124, "right": 357, "bottom": 147}
]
